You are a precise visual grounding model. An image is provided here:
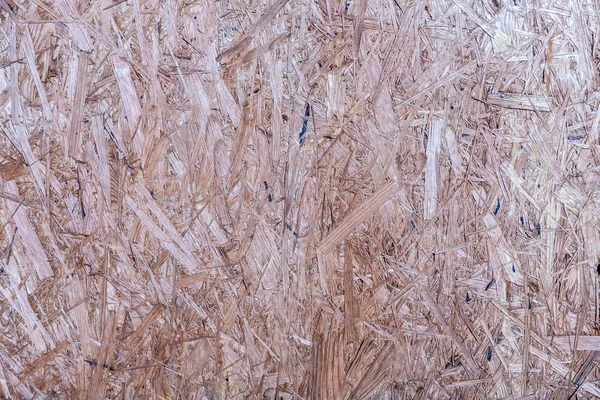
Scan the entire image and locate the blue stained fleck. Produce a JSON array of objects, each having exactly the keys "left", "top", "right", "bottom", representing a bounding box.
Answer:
[
  {"left": 537, "top": 223, "right": 541, "bottom": 236},
  {"left": 494, "top": 199, "right": 500, "bottom": 215},
  {"left": 299, "top": 103, "right": 310, "bottom": 147},
  {"left": 512, "top": 265, "right": 516, "bottom": 273},
  {"left": 466, "top": 292, "right": 472, "bottom": 302}
]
